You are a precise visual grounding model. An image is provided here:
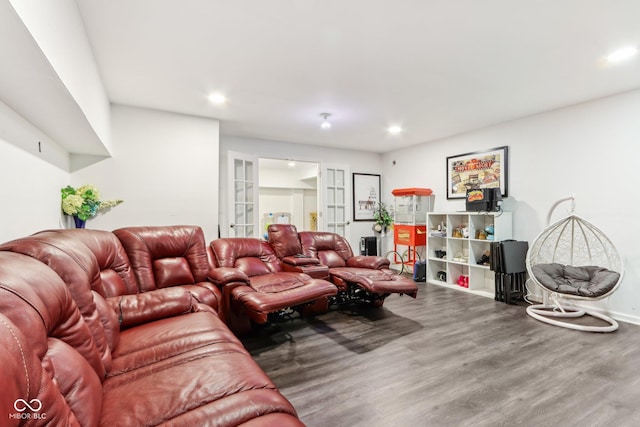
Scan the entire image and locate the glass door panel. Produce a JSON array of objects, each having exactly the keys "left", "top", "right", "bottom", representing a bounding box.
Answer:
[
  {"left": 228, "top": 152, "right": 258, "bottom": 237},
  {"left": 321, "top": 163, "right": 350, "bottom": 239}
]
